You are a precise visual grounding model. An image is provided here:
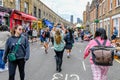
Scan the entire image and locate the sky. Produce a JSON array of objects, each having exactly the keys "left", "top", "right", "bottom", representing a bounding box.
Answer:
[{"left": 40, "top": 0, "right": 92, "bottom": 23}]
